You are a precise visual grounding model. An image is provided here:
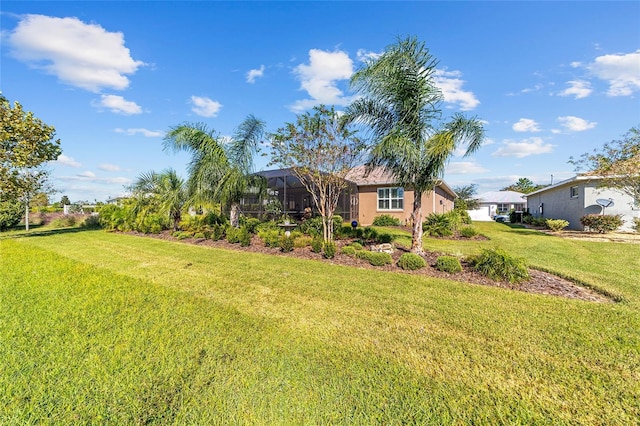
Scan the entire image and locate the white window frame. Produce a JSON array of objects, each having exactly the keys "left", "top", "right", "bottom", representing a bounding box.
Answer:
[
  {"left": 570, "top": 186, "right": 579, "bottom": 198},
  {"left": 377, "top": 187, "right": 404, "bottom": 211}
]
